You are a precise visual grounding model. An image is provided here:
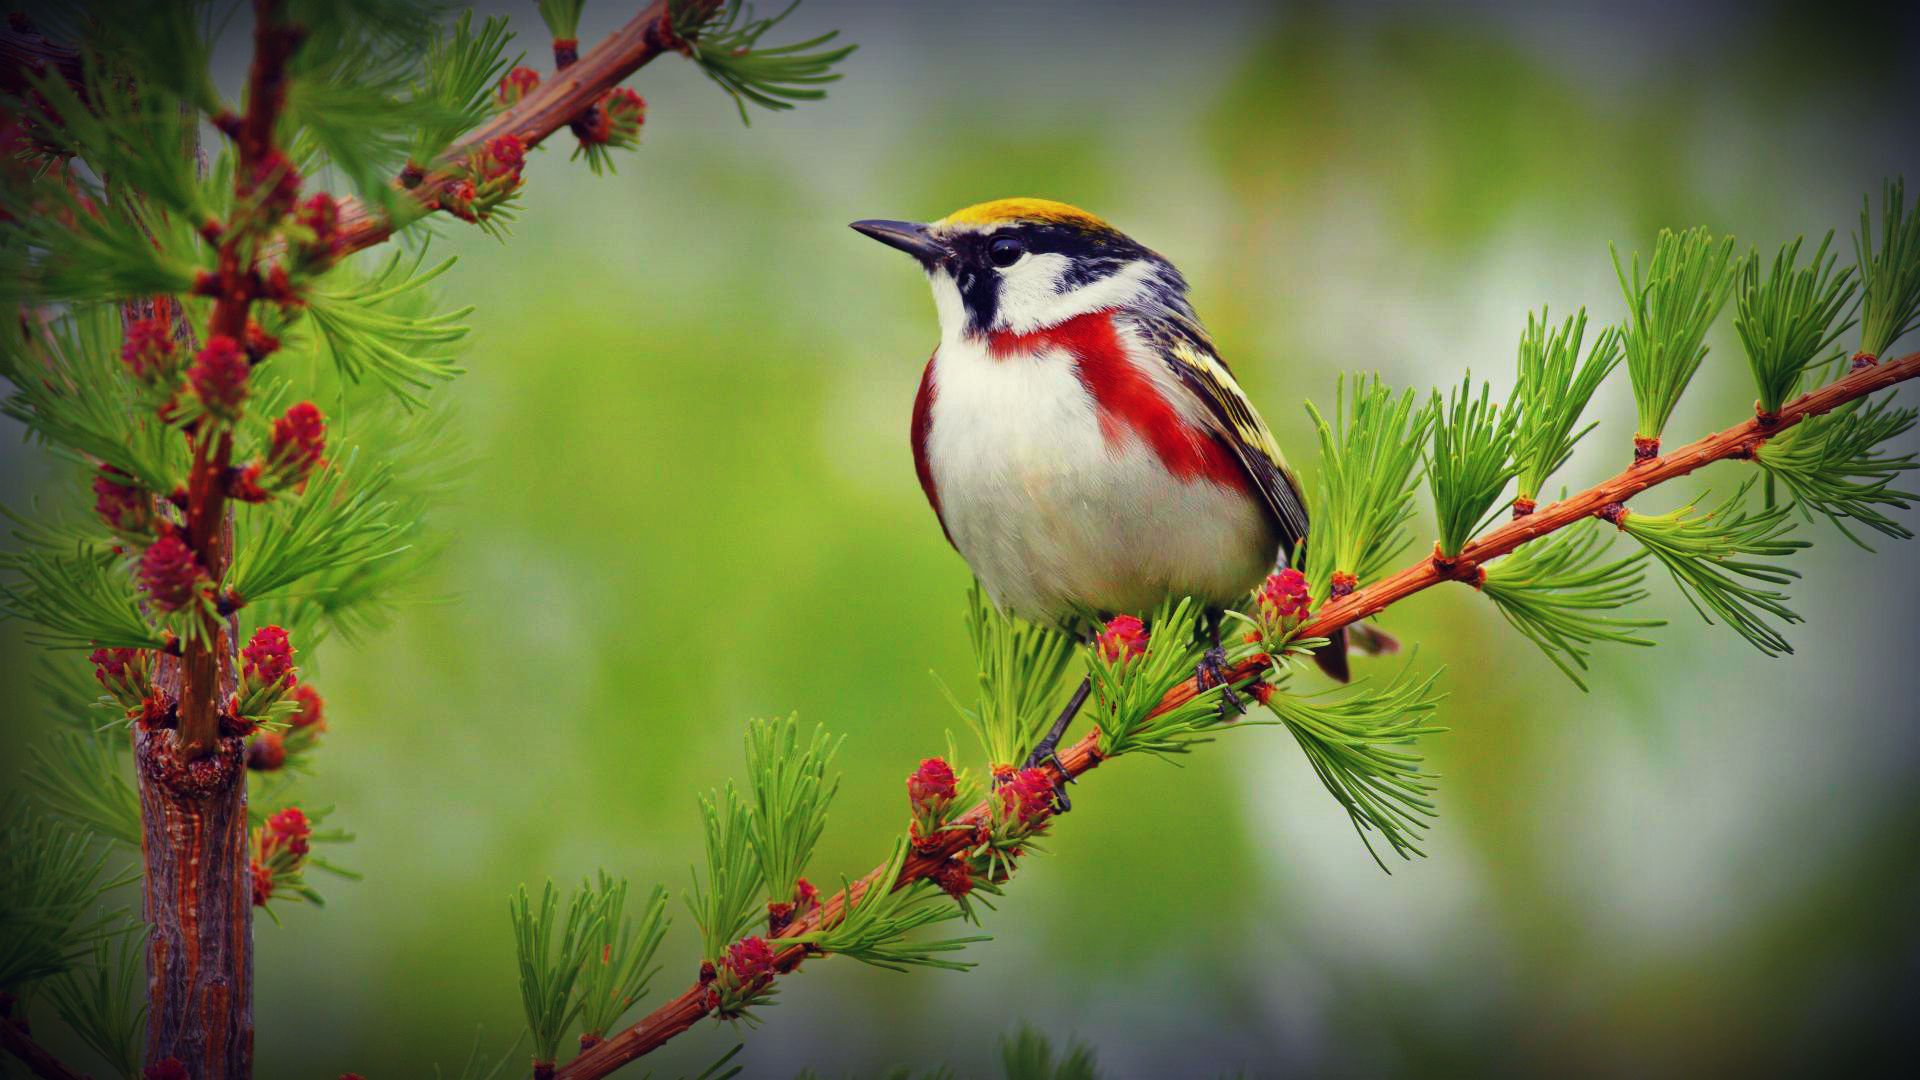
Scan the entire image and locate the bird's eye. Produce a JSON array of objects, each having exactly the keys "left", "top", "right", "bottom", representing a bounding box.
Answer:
[{"left": 988, "top": 236, "right": 1026, "bottom": 268}]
